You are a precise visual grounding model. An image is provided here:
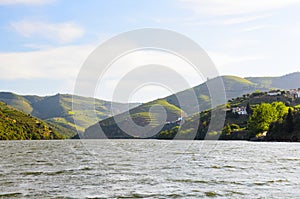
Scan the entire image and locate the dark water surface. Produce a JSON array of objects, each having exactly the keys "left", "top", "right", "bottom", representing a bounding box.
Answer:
[{"left": 0, "top": 140, "right": 299, "bottom": 198}]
